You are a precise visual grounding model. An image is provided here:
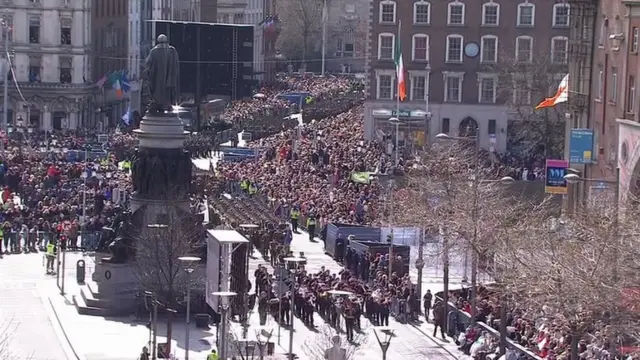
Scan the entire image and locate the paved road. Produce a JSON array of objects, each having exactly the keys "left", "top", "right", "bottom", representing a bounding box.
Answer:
[{"left": 0, "top": 253, "right": 70, "bottom": 360}]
